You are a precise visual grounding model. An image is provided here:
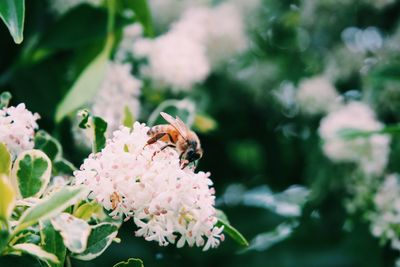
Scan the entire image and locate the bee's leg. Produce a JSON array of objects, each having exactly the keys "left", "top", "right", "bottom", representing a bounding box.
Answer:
[
  {"left": 160, "top": 144, "right": 176, "bottom": 151},
  {"left": 146, "top": 133, "right": 167, "bottom": 145}
]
